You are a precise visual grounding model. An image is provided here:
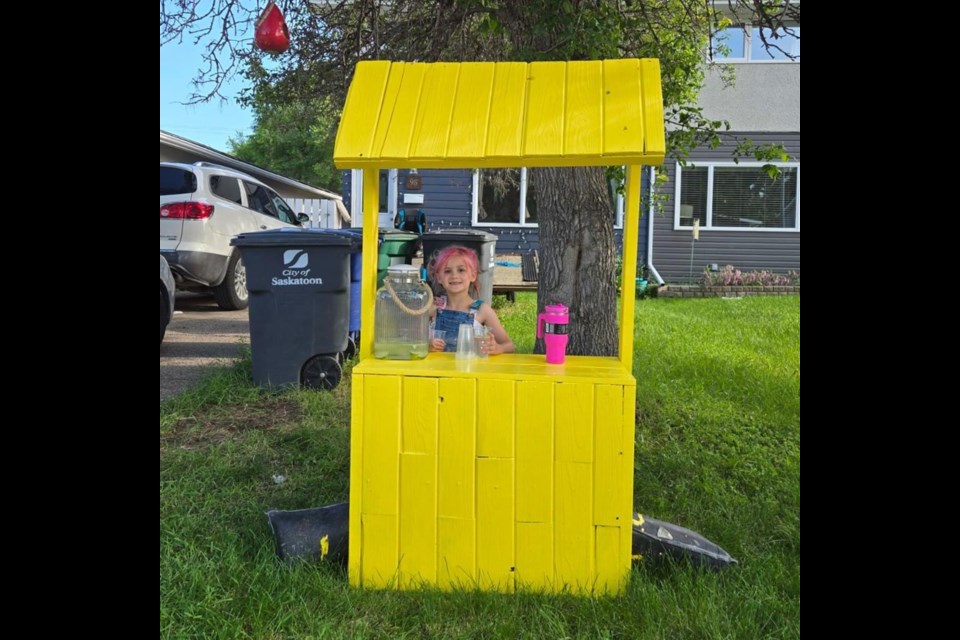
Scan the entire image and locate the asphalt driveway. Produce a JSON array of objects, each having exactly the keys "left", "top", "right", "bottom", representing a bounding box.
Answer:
[{"left": 159, "top": 293, "right": 250, "bottom": 403}]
